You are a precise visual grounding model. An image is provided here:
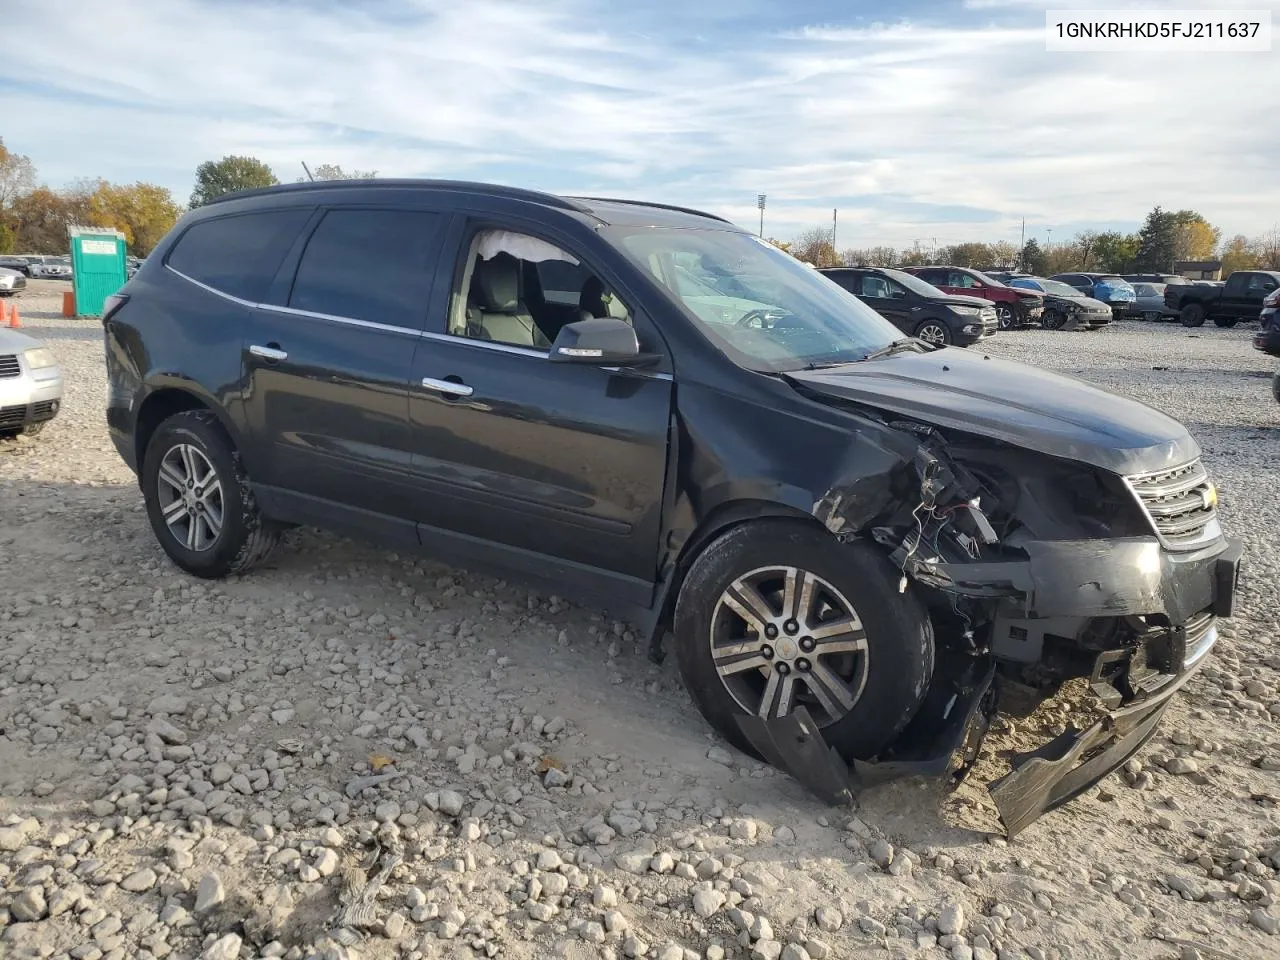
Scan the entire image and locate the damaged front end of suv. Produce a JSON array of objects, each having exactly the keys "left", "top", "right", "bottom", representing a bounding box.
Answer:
[{"left": 731, "top": 355, "right": 1242, "bottom": 837}]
